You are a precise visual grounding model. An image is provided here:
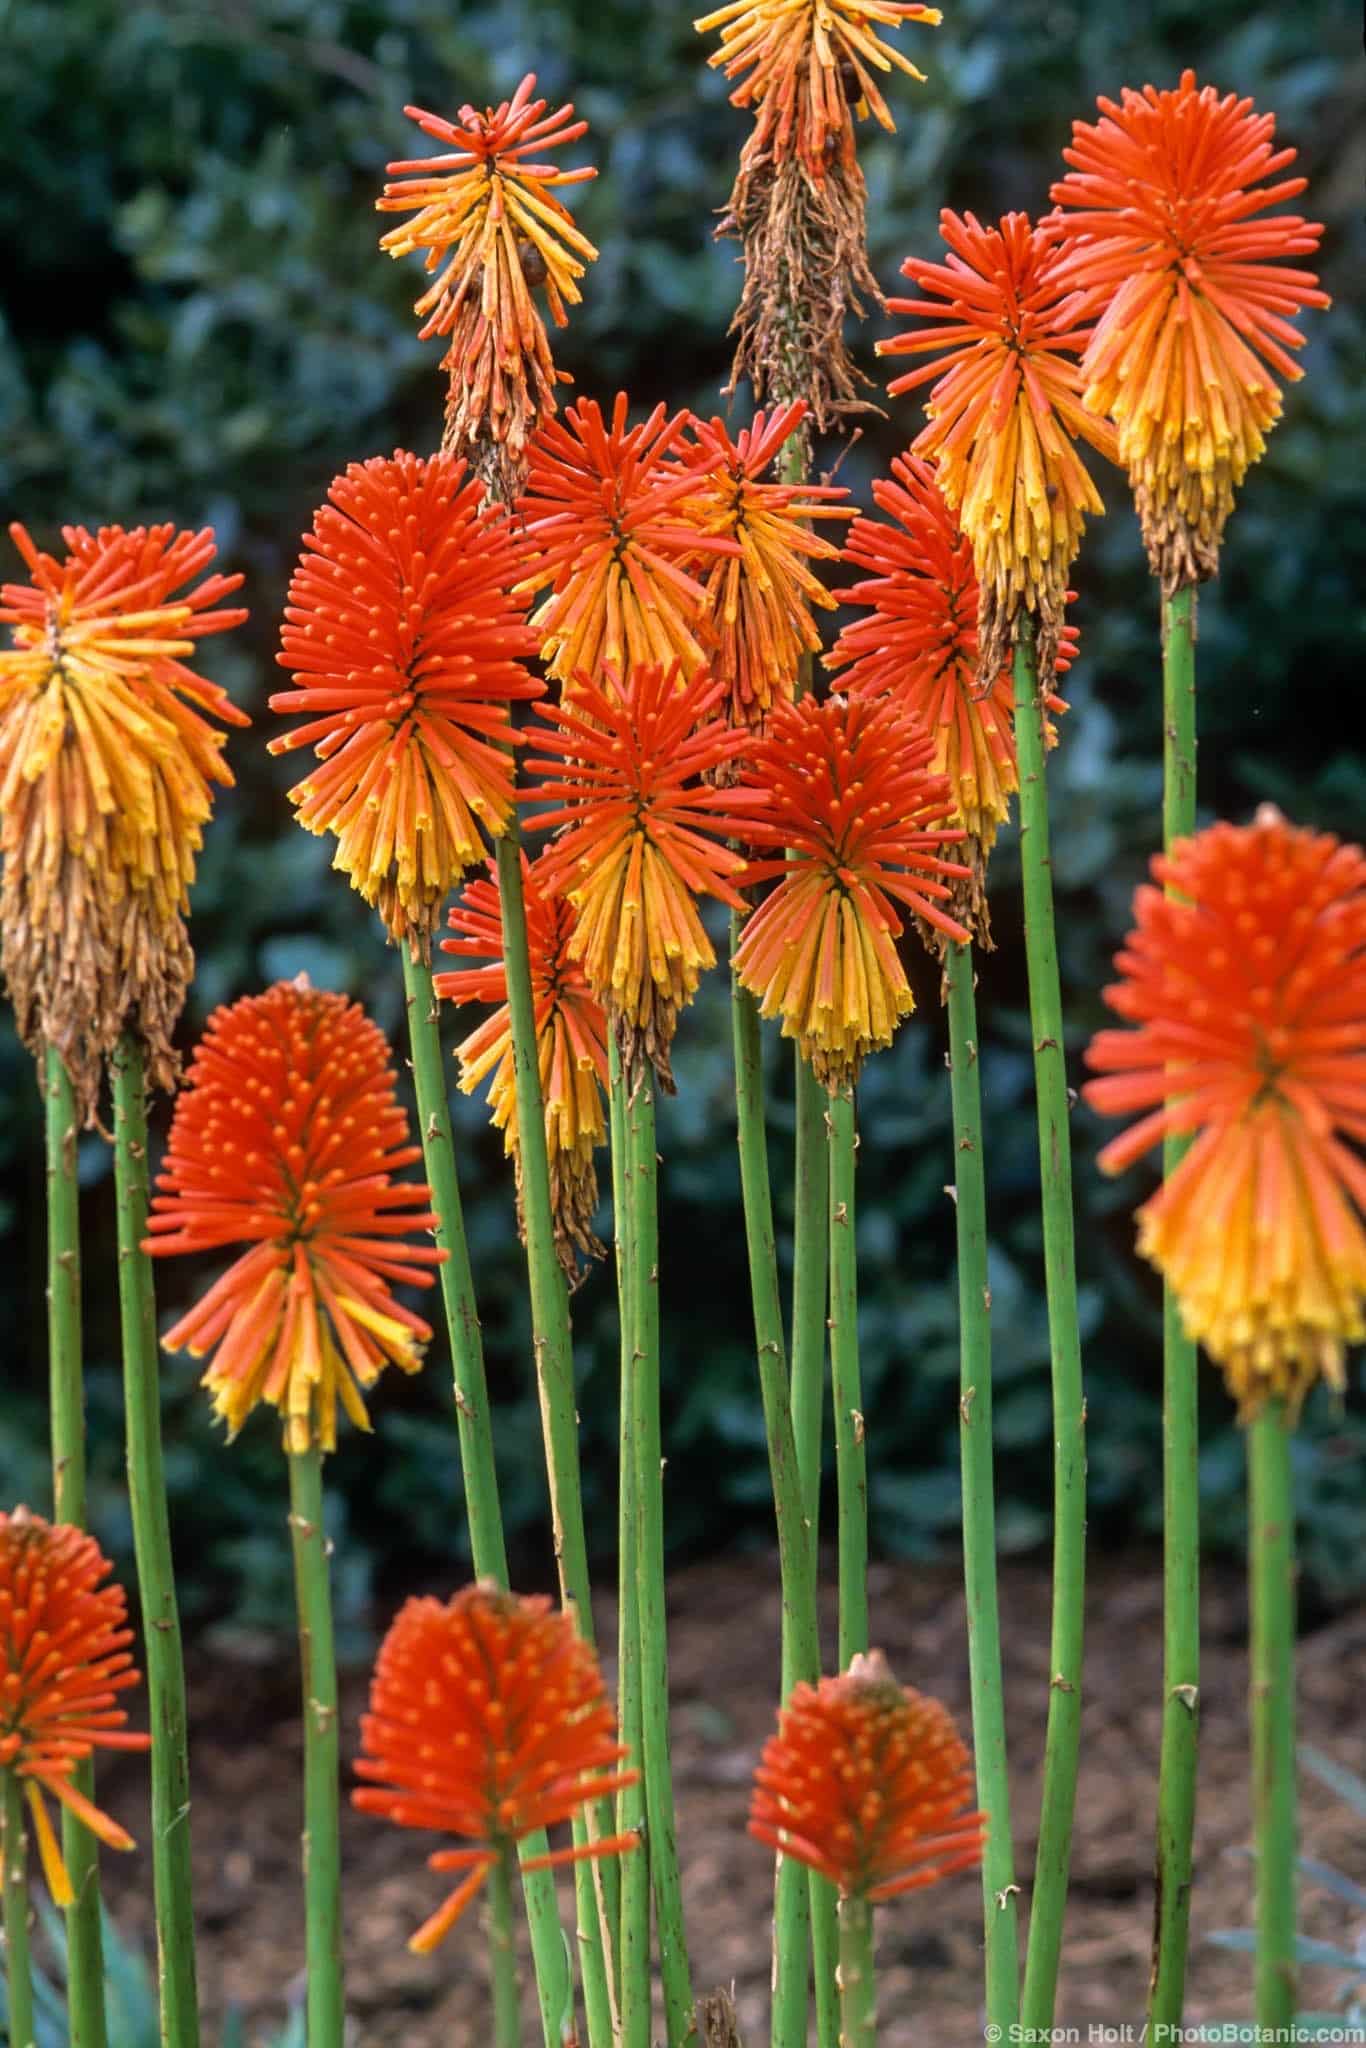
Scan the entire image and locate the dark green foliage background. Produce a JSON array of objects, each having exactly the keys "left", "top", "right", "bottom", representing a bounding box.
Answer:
[{"left": 1, "top": 0, "right": 1363, "bottom": 1642}]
